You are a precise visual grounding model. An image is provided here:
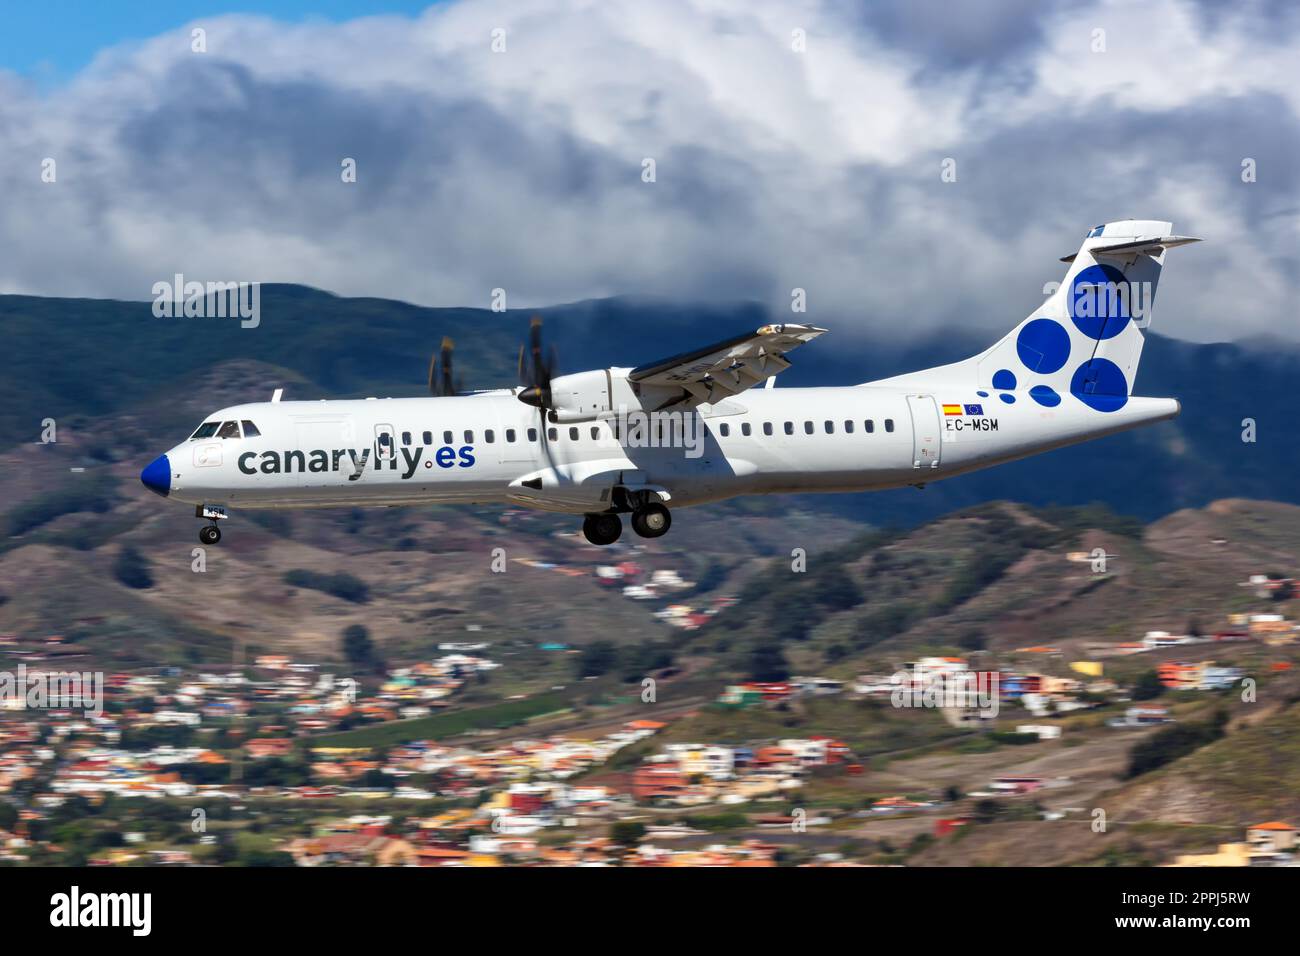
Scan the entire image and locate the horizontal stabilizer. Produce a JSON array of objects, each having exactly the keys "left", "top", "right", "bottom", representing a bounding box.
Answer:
[{"left": 1061, "top": 235, "right": 1201, "bottom": 263}]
